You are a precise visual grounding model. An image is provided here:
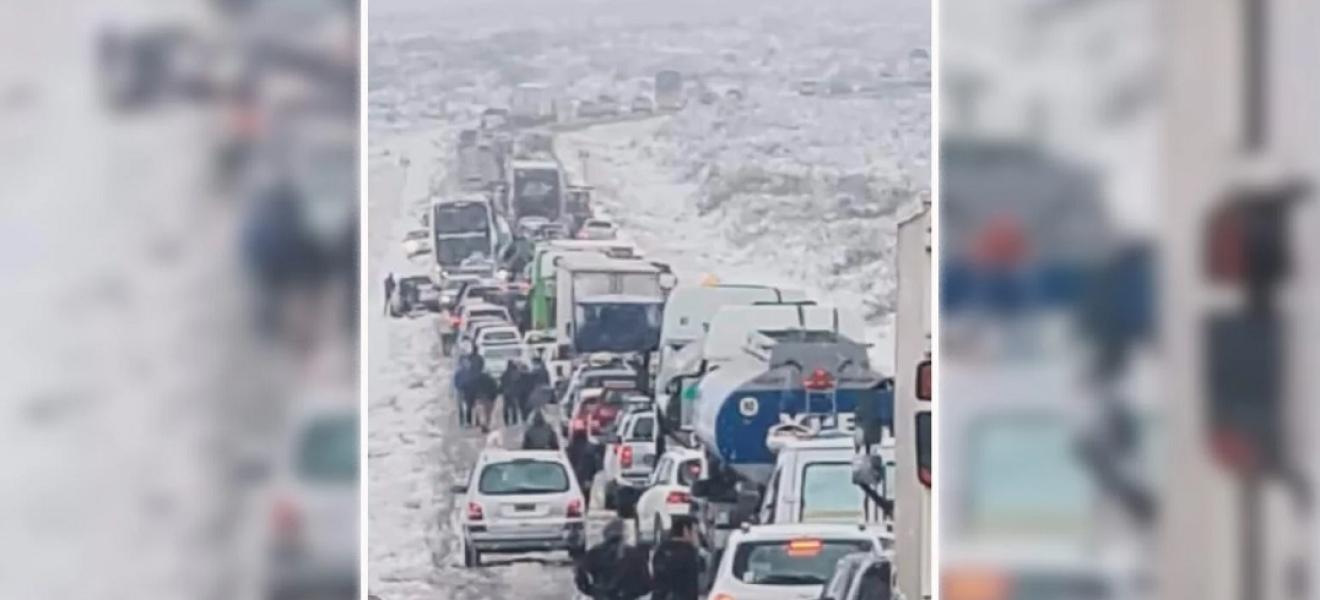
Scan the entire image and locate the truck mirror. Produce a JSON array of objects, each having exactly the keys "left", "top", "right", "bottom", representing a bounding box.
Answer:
[{"left": 664, "top": 377, "right": 683, "bottom": 396}]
